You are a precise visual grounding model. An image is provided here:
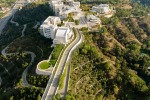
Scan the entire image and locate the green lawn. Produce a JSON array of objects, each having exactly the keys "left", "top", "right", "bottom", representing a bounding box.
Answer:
[
  {"left": 39, "top": 61, "right": 50, "bottom": 69},
  {"left": 49, "top": 44, "right": 64, "bottom": 66},
  {"left": 38, "top": 44, "right": 64, "bottom": 69}
]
